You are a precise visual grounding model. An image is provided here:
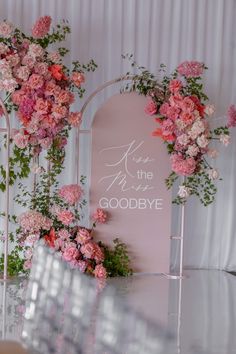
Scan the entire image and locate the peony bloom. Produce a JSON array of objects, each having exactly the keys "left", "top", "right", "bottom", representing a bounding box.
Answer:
[
  {"left": 208, "top": 169, "right": 219, "bottom": 180},
  {"left": 71, "top": 72, "right": 85, "bottom": 87},
  {"left": 32, "top": 15, "right": 52, "bottom": 38},
  {"left": 227, "top": 105, "right": 236, "bottom": 128},
  {"left": 63, "top": 246, "right": 80, "bottom": 262},
  {"left": 177, "top": 61, "right": 204, "bottom": 78},
  {"left": 94, "top": 264, "right": 107, "bottom": 278},
  {"left": 57, "top": 210, "right": 74, "bottom": 226},
  {"left": 68, "top": 112, "right": 82, "bottom": 127},
  {"left": 145, "top": 99, "right": 157, "bottom": 116},
  {"left": 177, "top": 185, "right": 191, "bottom": 198},
  {"left": 58, "top": 184, "right": 83, "bottom": 205},
  {"left": 80, "top": 242, "right": 96, "bottom": 259},
  {"left": 58, "top": 229, "right": 71, "bottom": 240},
  {"left": 0, "top": 21, "right": 13, "bottom": 38},
  {"left": 92, "top": 208, "right": 107, "bottom": 224}
]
